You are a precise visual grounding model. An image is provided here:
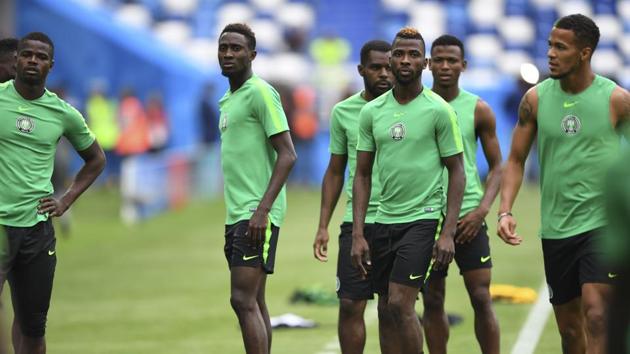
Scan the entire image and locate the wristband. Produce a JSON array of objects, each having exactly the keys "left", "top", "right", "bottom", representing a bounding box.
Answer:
[{"left": 497, "top": 212, "right": 513, "bottom": 222}]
